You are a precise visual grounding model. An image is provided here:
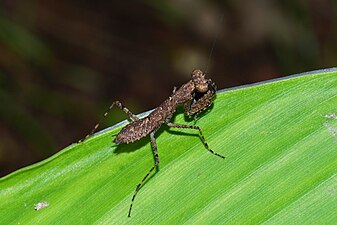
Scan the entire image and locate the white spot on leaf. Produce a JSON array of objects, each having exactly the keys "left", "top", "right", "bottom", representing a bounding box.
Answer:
[{"left": 34, "top": 201, "right": 49, "bottom": 211}]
